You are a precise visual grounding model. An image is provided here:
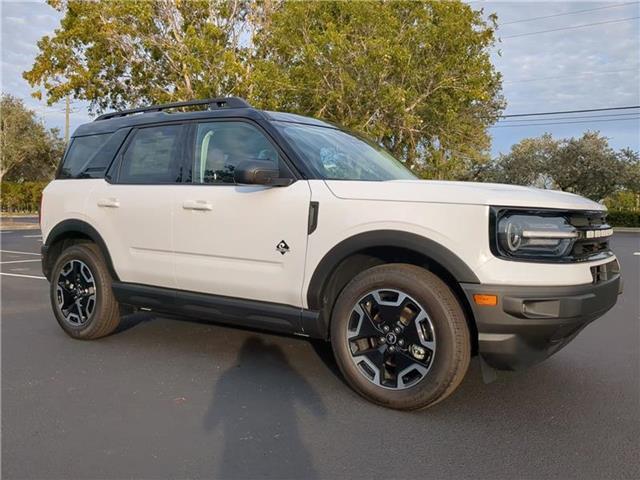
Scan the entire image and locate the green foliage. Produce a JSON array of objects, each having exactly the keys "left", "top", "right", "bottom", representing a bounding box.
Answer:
[
  {"left": 604, "top": 191, "right": 639, "bottom": 211},
  {"left": 252, "top": 1, "right": 504, "bottom": 177},
  {"left": 24, "top": 0, "right": 504, "bottom": 179},
  {"left": 606, "top": 210, "right": 640, "bottom": 228},
  {"left": 0, "top": 94, "right": 65, "bottom": 182},
  {"left": 1, "top": 182, "right": 48, "bottom": 212},
  {"left": 477, "top": 131, "right": 640, "bottom": 201}
]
